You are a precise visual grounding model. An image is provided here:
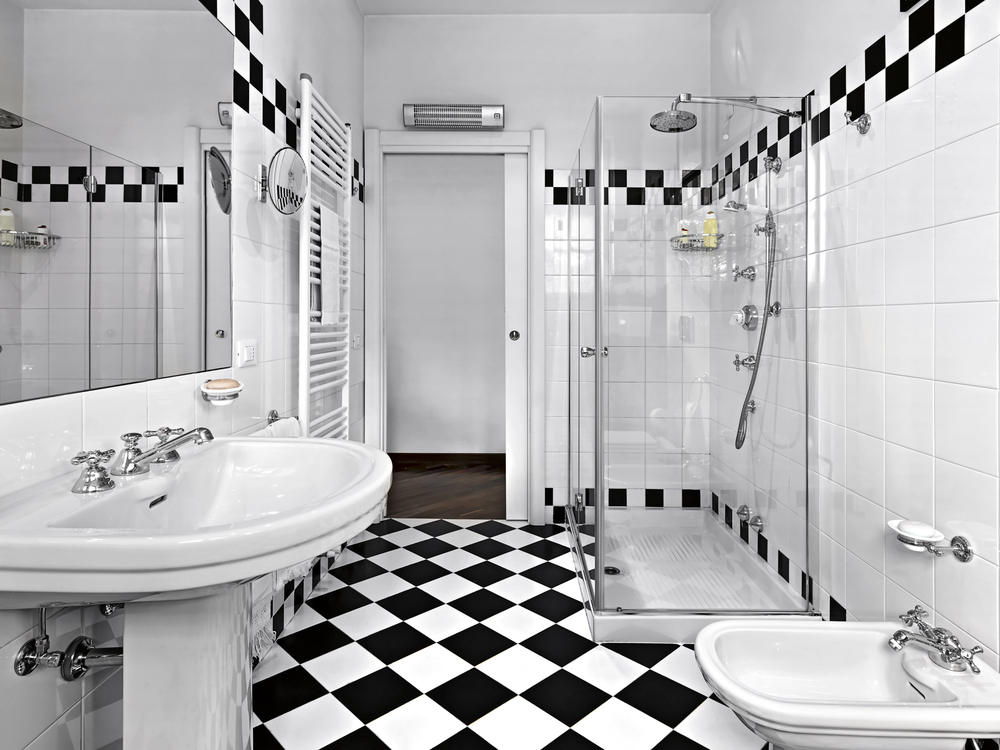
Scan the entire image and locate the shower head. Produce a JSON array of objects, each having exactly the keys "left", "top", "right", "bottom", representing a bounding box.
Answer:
[
  {"left": 650, "top": 102, "right": 697, "bottom": 133},
  {"left": 0, "top": 109, "right": 22, "bottom": 129}
]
